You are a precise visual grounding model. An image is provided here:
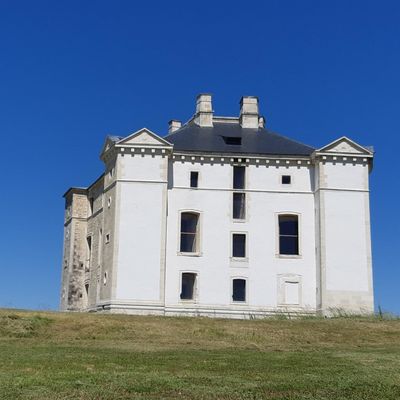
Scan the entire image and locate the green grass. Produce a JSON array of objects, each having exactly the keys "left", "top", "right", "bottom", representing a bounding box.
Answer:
[{"left": 0, "top": 310, "right": 399, "bottom": 399}]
